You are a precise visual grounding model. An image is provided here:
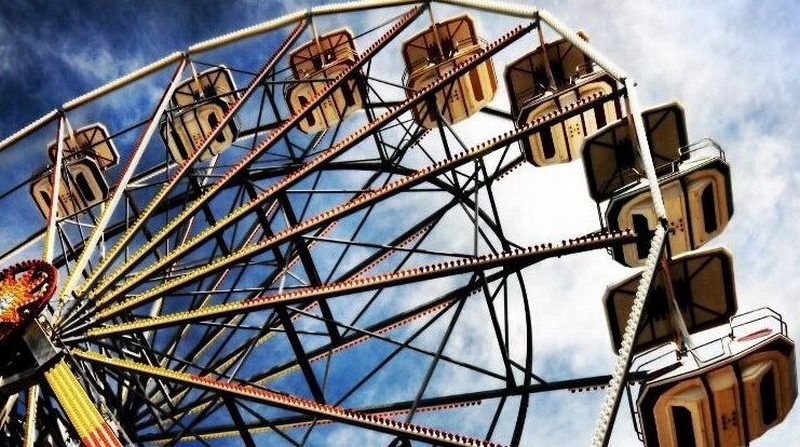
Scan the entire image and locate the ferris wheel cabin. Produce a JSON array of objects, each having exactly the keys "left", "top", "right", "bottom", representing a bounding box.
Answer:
[
  {"left": 30, "top": 122, "right": 118, "bottom": 220},
  {"left": 604, "top": 248, "right": 739, "bottom": 355},
  {"left": 607, "top": 154, "right": 733, "bottom": 268},
  {"left": 402, "top": 14, "right": 497, "bottom": 129},
  {"left": 504, "top": 32, "right": 624, "bottom": 166},
  {"left": 285, "top": 28, "right": 363, "bottom": 134},
  {"left": 583, "top": 102, "right": 688, "bottom": 203},
  {"left": 159, "top": 66, "right": 240, "bottom": 163},
  {"left": 30, "top": 158, "right": 110, "bottom": 219},
  {"left": 637, "top": 326, "right": 796, "bottom": 447},
  {"left": 580, "top": 102, "right": 731, "bottom": 267},
  {"left": 46, "top": 123, "right": 119, "bottom": 170}
]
